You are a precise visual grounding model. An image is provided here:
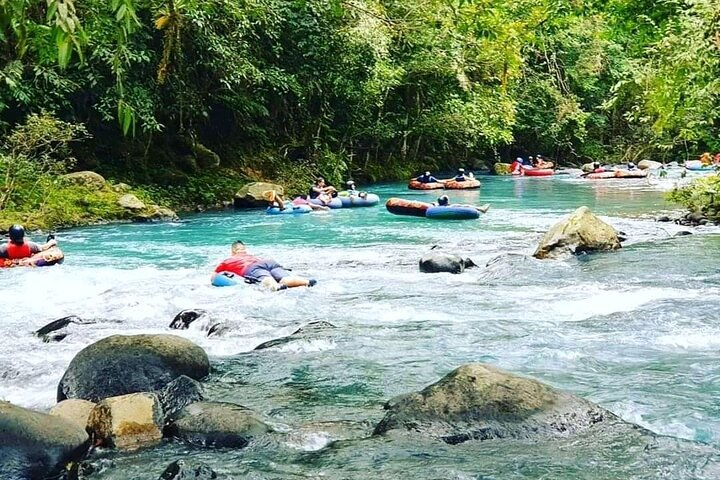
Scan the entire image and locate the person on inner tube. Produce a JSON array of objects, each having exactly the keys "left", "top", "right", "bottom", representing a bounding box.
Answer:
[
  {"left": 434, "top": 195, "right": 490, "bottom": 214},
  {"left": 345, "top": 180, "right": 368, "bottom": 199},
  {"left": 454, "top": 168, "right": 468, "bottom": 182},
  {"left": 309, "top": 177, "right": 337, "bottom": 206},
  {"left": 416, "top": 171, "right": 439, "bottom": 184},
  {"left": 212, "top": 240, "right": 316, "bottom": 291},
  {"left": 0, "top": 225, "right": 57, "bottom": 266}
]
